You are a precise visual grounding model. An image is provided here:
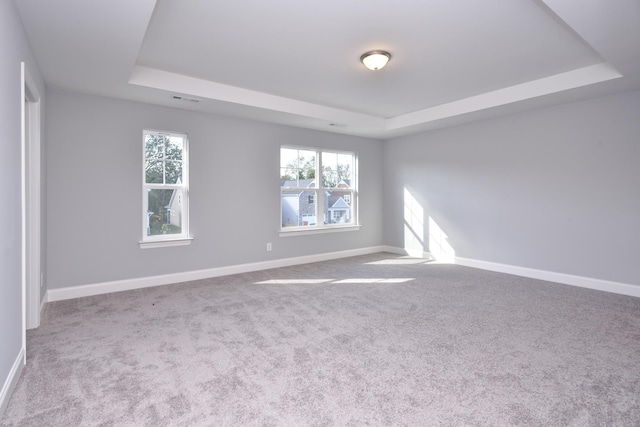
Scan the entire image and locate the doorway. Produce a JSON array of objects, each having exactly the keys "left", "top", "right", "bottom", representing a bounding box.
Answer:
[{"left": 22, "top": 62, "right": 42, "bottom": 339}]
